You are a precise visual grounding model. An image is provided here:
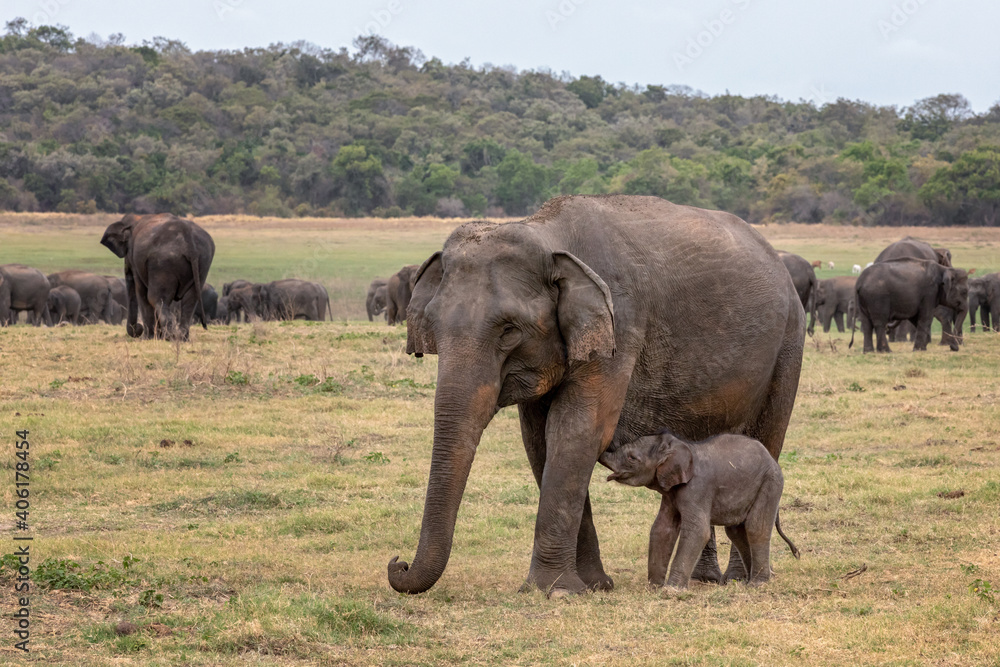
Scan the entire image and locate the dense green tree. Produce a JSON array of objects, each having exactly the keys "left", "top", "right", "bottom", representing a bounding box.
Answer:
[
  {"left": 921, "top": 146, "right": 1000, "bottom": 226},
  {"left": 496, "top": 150, "right": 550, "bottom": 215},
  {"left": 330, "top": 144, "right": 387, "bottom": 215}
]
